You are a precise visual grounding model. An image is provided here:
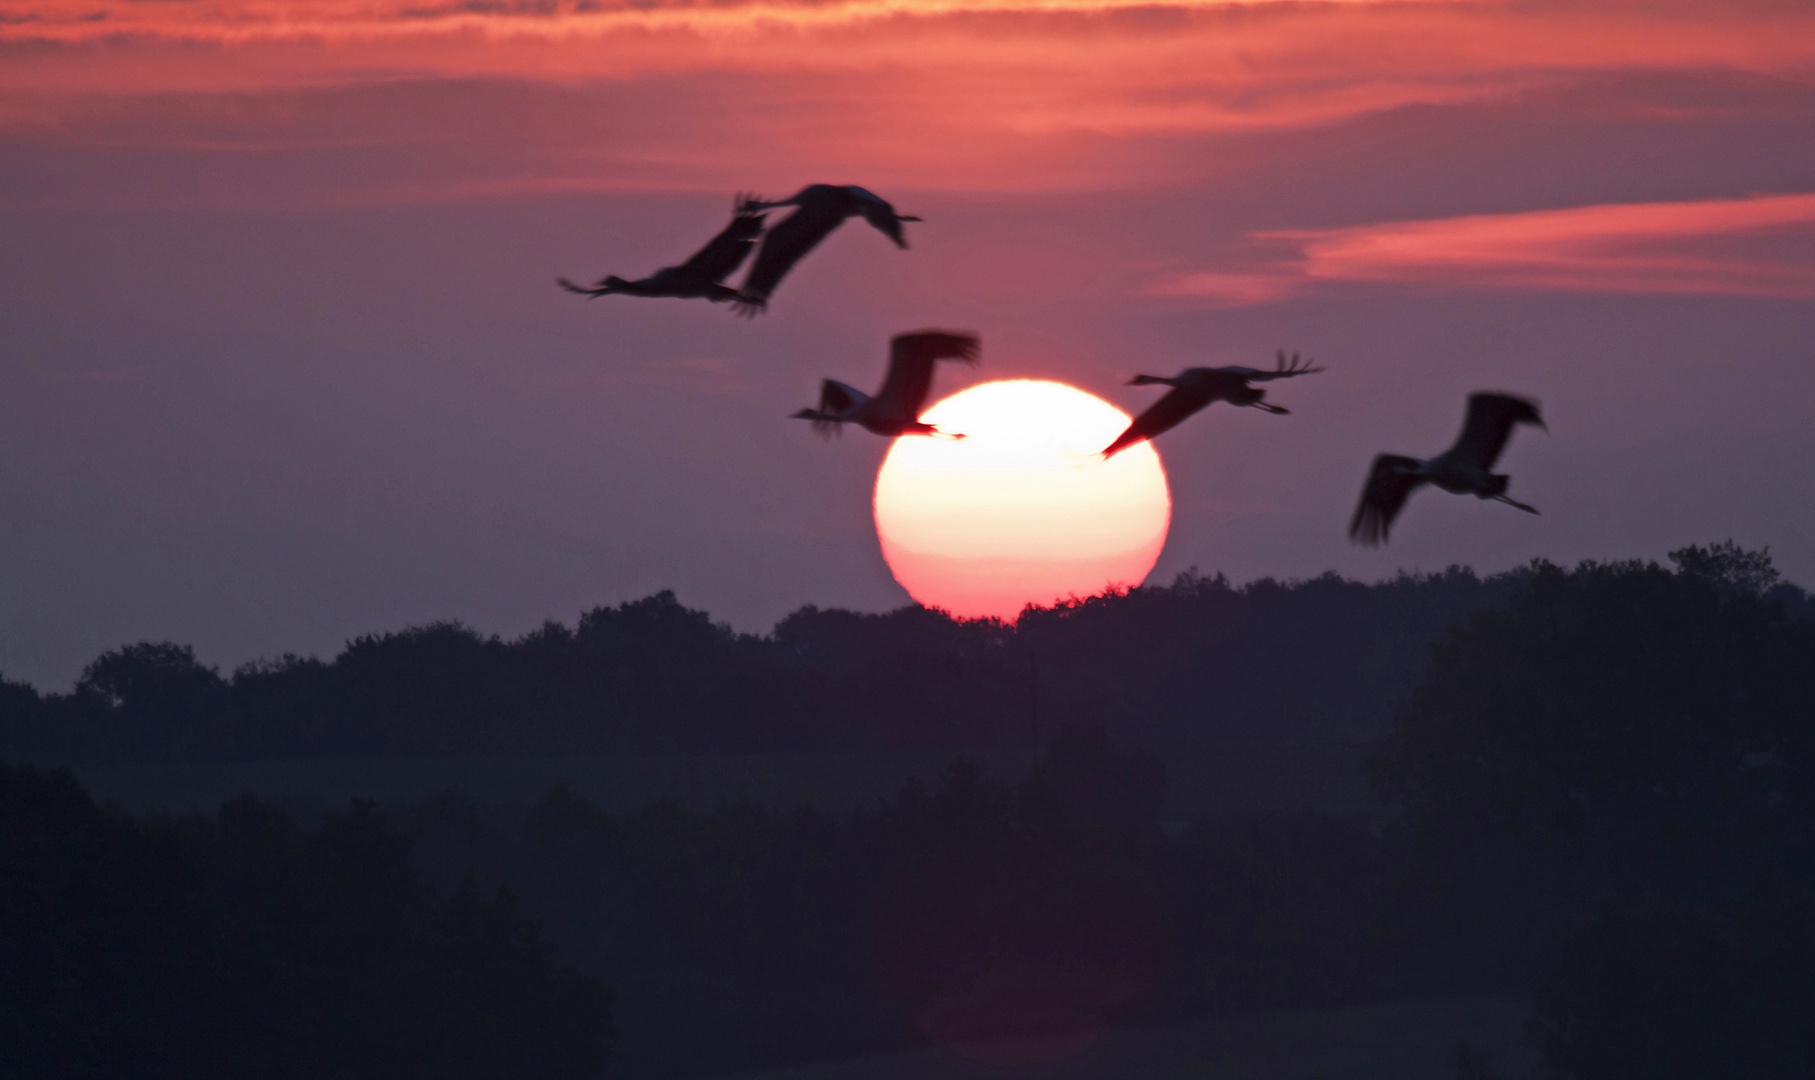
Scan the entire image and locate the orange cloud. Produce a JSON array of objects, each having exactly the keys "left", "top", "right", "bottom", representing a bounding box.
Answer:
[{"left": 1155, "top": 193, "right": 1815, "bottom": 302}]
